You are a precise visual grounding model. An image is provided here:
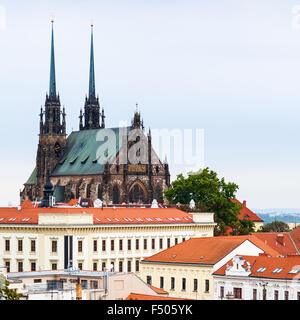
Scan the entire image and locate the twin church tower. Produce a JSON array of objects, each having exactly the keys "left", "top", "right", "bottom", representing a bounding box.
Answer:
[{"left": 21, "top": 21, "right": 170, "bottom": 205}]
